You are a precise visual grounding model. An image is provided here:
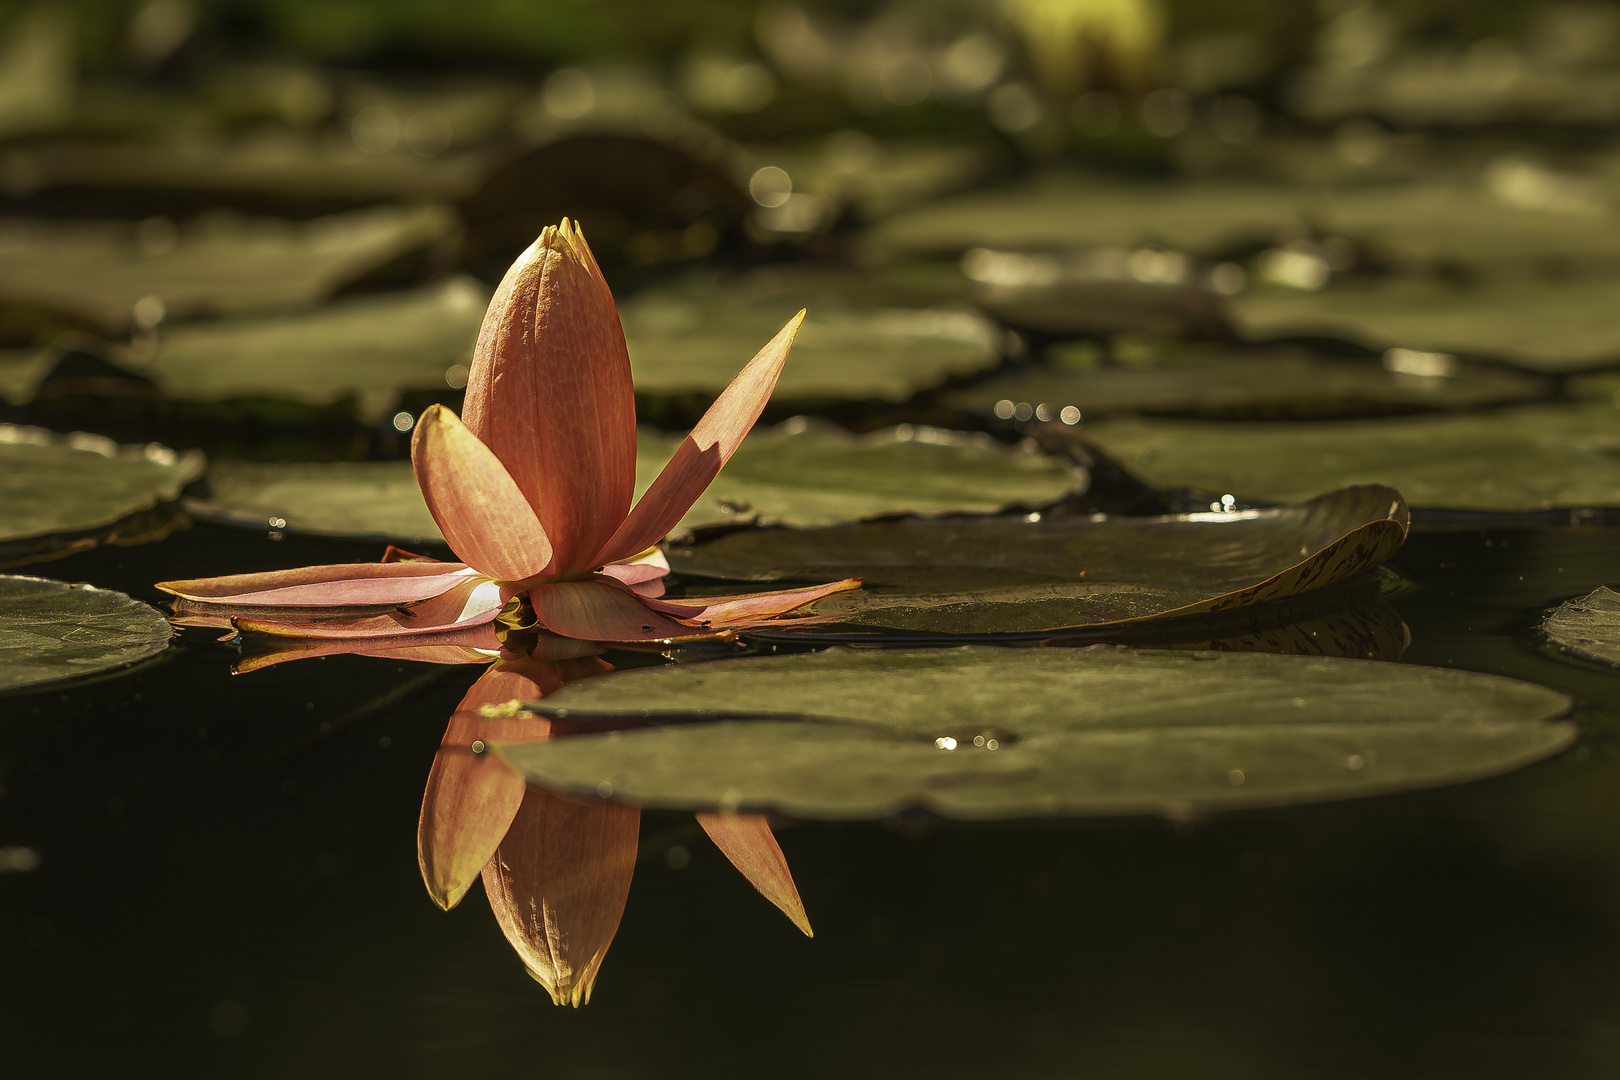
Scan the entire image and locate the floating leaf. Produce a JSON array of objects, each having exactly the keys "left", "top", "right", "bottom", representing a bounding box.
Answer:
[
  {"left": 1544, "top": 587, "right": 1620, "bottom": 668},
  {"left": 621, "top": 273, "right": 1000, "bottom": 403},
  {"left": 0, "top": 424, "right": 204, "bottom": 552},
  {"left": 495, "top": 646, "right": 1574, "bottom": 821},
  {"left": 0, "top": 575, "right": 172, "bottom": 691},
  {"left": 186, "top": 422, "right": 1082, "bottom": 542},
  {"left": 0, "top": 204, "right": 455, "bottom": 334},
  {"left": 1083, "top": 403, "right": 1620, "bottom": 511},
  {"left": 126, "top": 278, "right": 488, "bottom": 421},
  {"left": 1232, "top": 278, "right": 1620, "bottom": 374},
  {"left": 670, "top": 484, "right": 1407, "bottom": 636},
  {"left": 943, "top": 343, "right": 1544, "bottom": 421}
]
